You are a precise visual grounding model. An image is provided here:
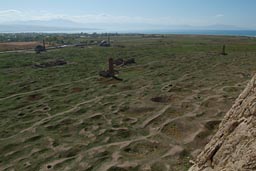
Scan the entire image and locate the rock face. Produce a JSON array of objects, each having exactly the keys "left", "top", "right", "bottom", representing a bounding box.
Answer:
[{"left": 189, "top": 74, "right": 256, "bottom": 171}]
